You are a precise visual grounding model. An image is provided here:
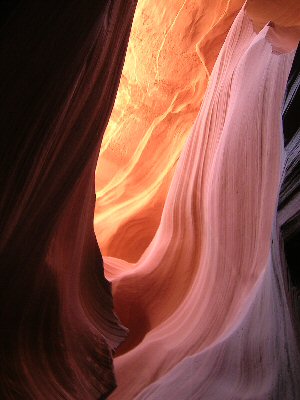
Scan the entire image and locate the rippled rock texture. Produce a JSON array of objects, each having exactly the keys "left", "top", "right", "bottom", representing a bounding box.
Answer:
[
  {"left": 95, "top": 0, "right": 245, "bottom": 263},
  {"left": 98, "top": 2, "right": 300, "bottom": 399},
  {"left": 1, "top": 0, "right": 300, "bottom": 399},
  {"left": 0, "top": 1, "right": 136, "bottom": 398},
  {"left": 95, "top": 0, "right": 300, "bottom": 264}
]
